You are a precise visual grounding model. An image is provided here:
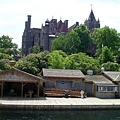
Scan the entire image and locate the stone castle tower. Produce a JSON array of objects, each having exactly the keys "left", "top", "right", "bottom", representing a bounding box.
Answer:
[
  {"left": 84, "top": 9, "right": 100, "bottom": 31},
  {"left": 22, "top": 9, "right": 100, "bottom": 56},
  {"left": 84, "top": 9, "right": 100, "bottom": 55},
  {"left": 22, "top": 16, "right": 71, "bottom": 56}
]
